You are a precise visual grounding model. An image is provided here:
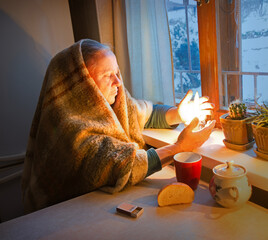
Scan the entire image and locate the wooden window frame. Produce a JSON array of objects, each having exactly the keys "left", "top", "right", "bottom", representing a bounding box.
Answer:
[{"left": 197, "top": 0, "right": 227, "bottom": 128}]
